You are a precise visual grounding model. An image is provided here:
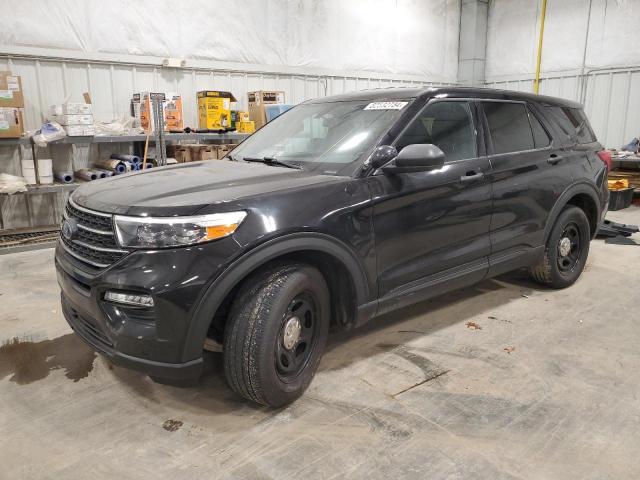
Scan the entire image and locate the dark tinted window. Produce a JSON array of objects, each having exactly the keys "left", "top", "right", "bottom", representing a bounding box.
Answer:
[
  {"left": 528, "top": 109, "right": 550, "bottom": 148},
  {"left": 546, "top": 106, "right": 596, "bottom": 143},
  {"left": 484, "top": 102, "right": 534, "bottom": 154},
  {"left": 395, "top": 101, "right": 476, "bottom": 161}
]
